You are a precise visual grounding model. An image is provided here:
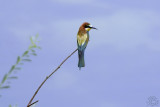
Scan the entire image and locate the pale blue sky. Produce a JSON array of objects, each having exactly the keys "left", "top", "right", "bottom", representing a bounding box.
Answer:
[{"left": 0, "top": 0, "right": 160, "bottom": 107}]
